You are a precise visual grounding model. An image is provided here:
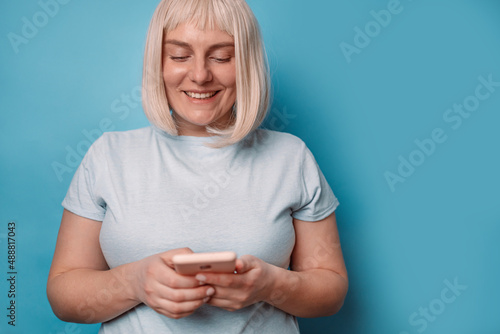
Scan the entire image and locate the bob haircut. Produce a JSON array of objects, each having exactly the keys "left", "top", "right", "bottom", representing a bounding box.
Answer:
[{"left": 142, "top": 0, "right": 270, "bottom": 147}]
